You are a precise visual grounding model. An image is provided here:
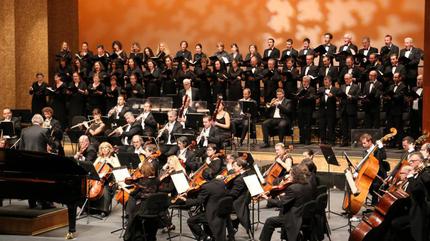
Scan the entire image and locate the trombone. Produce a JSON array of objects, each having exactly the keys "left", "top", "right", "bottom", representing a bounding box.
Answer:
[{"left": 70, "top": 119, "right": 95, "bottom": 129}]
